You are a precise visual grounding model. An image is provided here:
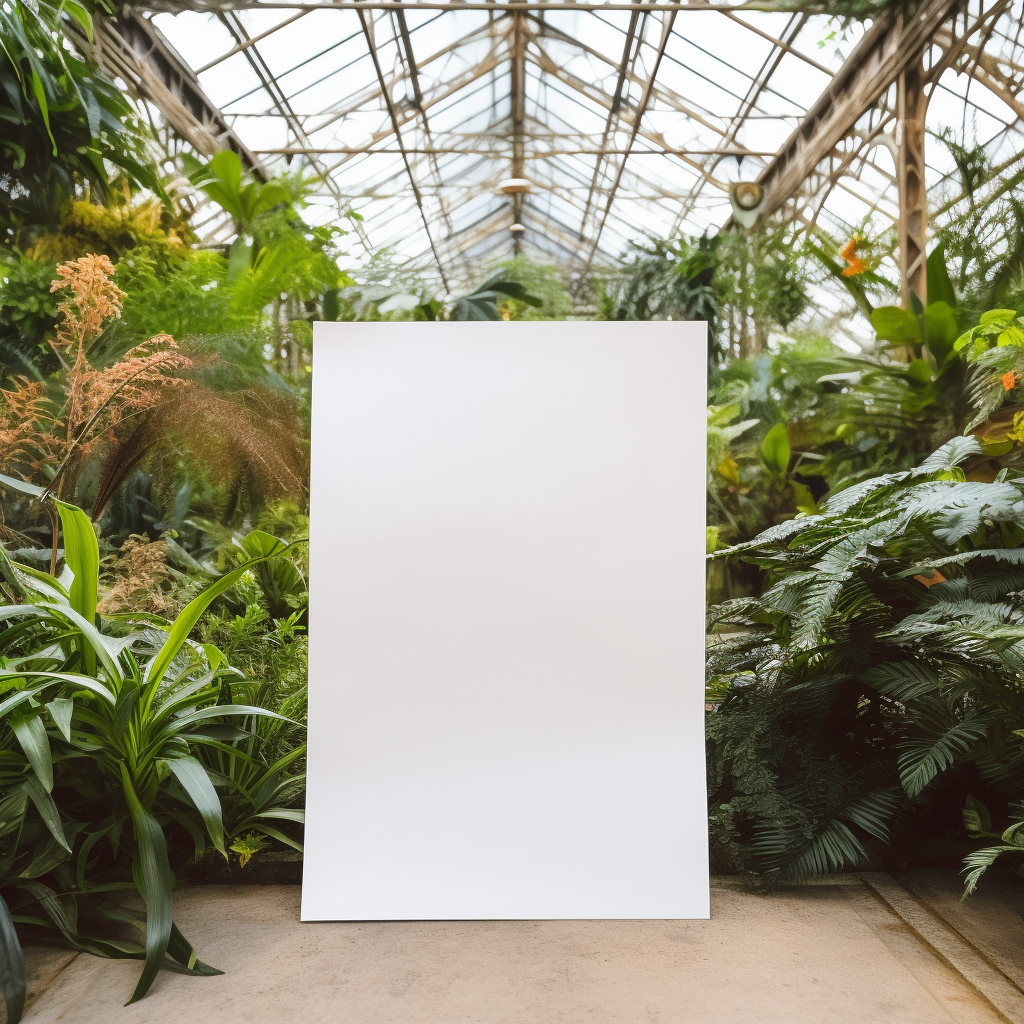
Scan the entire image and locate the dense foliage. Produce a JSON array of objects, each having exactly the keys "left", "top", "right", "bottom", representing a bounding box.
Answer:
[
  {"left": 3, "top": 11, "right": 1024, "bottom": 1010},
  {"left": 0, "top": 480, "right": 306, "bottom": 1021},
  {"left": 0, "top": 0, "right": 164, "bottom": 245},
  {"left": 707, "top": 436, "right": 1024, "bottom": 881}
]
